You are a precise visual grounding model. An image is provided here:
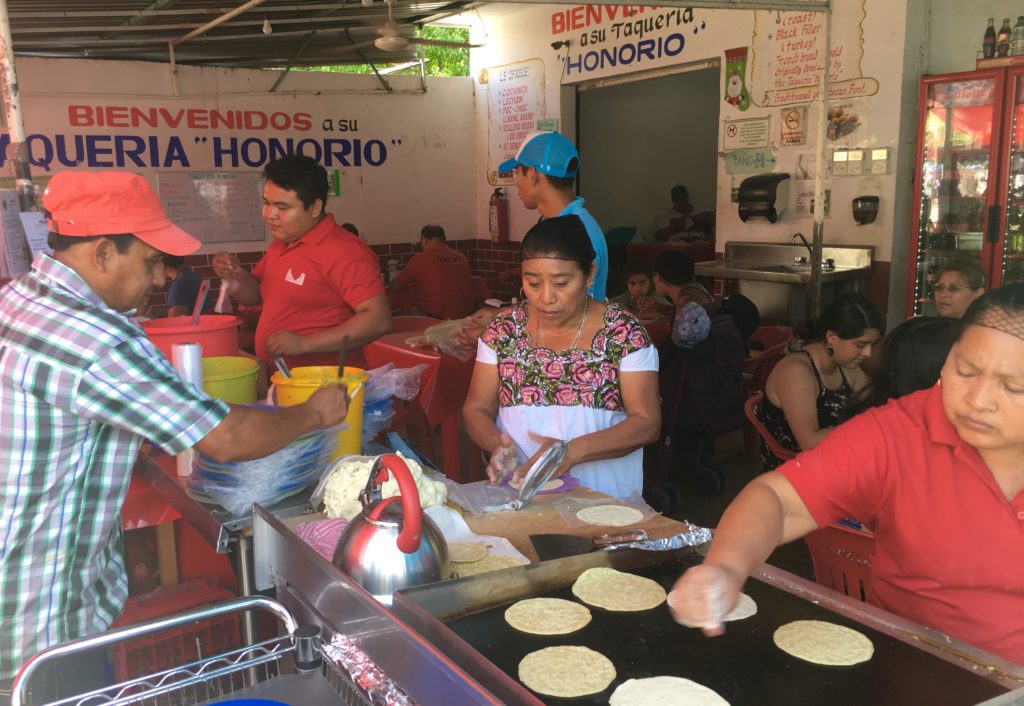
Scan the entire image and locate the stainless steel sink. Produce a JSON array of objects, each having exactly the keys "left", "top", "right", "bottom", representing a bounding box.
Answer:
[{"left": 694, "top": 242, "right": 873, "bottom": 285}]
